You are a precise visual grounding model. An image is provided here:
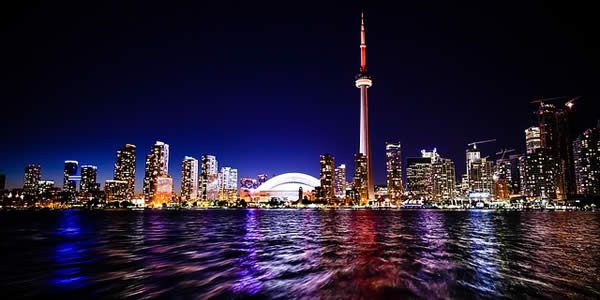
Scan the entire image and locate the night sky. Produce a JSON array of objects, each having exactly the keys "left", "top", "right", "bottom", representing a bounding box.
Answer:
[{"left": 2, "top": 1, "right": 599, "bottom": 191}]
